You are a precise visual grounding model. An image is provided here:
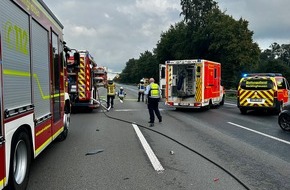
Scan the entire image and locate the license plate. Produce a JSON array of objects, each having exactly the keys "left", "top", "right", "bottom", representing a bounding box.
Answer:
[{"left": 250, "top": 98, "right": 263, "bottom": 102}]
